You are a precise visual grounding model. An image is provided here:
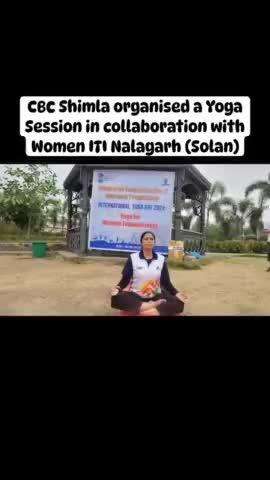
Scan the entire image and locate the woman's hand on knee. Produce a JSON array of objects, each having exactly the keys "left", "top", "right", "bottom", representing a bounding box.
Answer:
[
  {"left": 111, "top": 286, "right": 120, "bottom": 296},
  {"left": 176, "top": 292, "right": 188, "bottom": 303}
]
